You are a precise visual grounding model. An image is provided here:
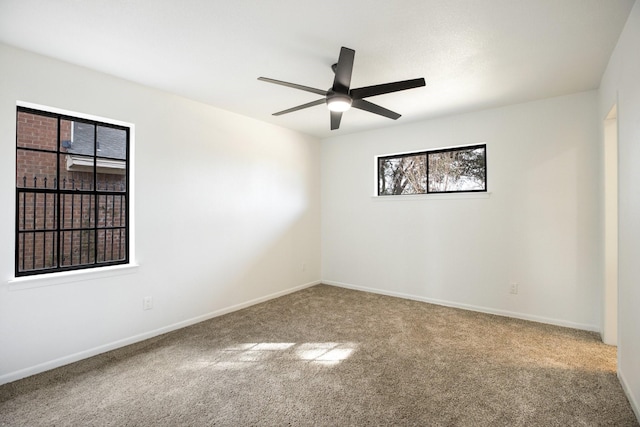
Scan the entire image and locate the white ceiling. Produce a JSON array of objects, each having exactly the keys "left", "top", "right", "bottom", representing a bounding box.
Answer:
[{"left": 0, "top": 0, "right": 635, "bottom": 139}]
